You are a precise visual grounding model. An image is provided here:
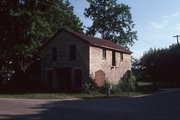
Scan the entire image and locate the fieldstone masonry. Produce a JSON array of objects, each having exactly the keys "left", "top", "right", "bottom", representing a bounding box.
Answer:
[
  {"left": 41, "top": 31, "right": 89, "bottom": 89},
  {"left": 90, "top": 46, "right": 131, "bottom": 85},
  {"left": 41, "top": 29, "right": 132, "bottom": 90}
]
